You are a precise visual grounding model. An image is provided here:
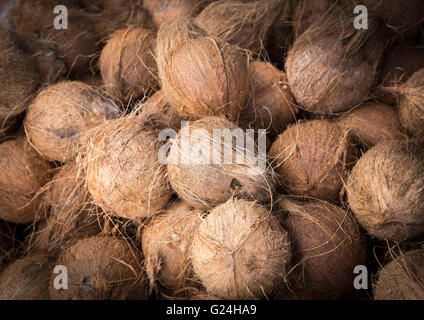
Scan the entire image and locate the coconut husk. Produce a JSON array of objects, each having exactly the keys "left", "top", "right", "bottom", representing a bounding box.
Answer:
[
  {"left": 339, "top": 102, "right": 404, "bottom": 149},
  {"left": 99, "top": 27, "right": 158, "bottom": 105},
  {"left": 0, "top": 254, "right": 52, "bottom": 300},
  {"left": 269, "top": 119, "right": 356, "bottom": 202},
  {"left": 190, "top": 198, "right": 291, "bottom": 299},
  {"left": 80, "top": 113, "right": 173, "bottom": 220},
  {"left": 156, "top": 19, "right": 249, "bottom": 121},
  {"left": 237, "top": 61, "right": 297, "bottom": 140},
  {"left": 194, "top": 0, "right": 283, "bottom": 54},
  {"left": 0, "top": 137, "right": 52, "bottom": 224},
  {"left": 24, "top": 81, "right": 120, "bottom": 163},
  {"left": 347, "top": 140, "right": 424, "bottom": 241},
  {"left": 374, "top": 249, "right": 424, "bottom": 300},
  {"left": 0, "top": 220, "right": 15, "bottom": 270},
  {"left": 49, "top": 236, "right": 148, "bottom": 300},
  {"left": 167, "top": 116, "right": 276, "bottom": 210},
  {"left": 275, "top": 197, "right": 367, "bottom": 300}
]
